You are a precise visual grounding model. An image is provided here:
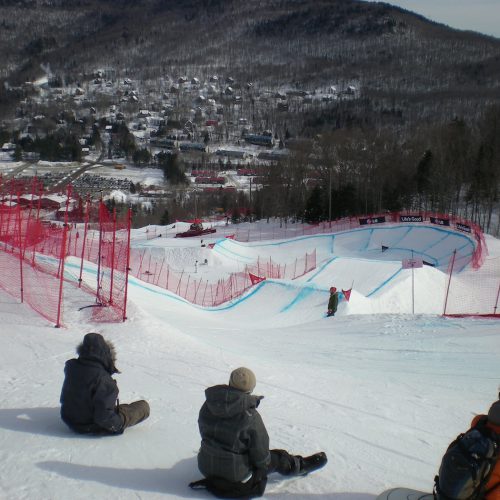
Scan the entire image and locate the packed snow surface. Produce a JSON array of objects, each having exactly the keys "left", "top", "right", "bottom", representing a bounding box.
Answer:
[{"left": 1, "top": 221, "right": 499, "bottom": 499}]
